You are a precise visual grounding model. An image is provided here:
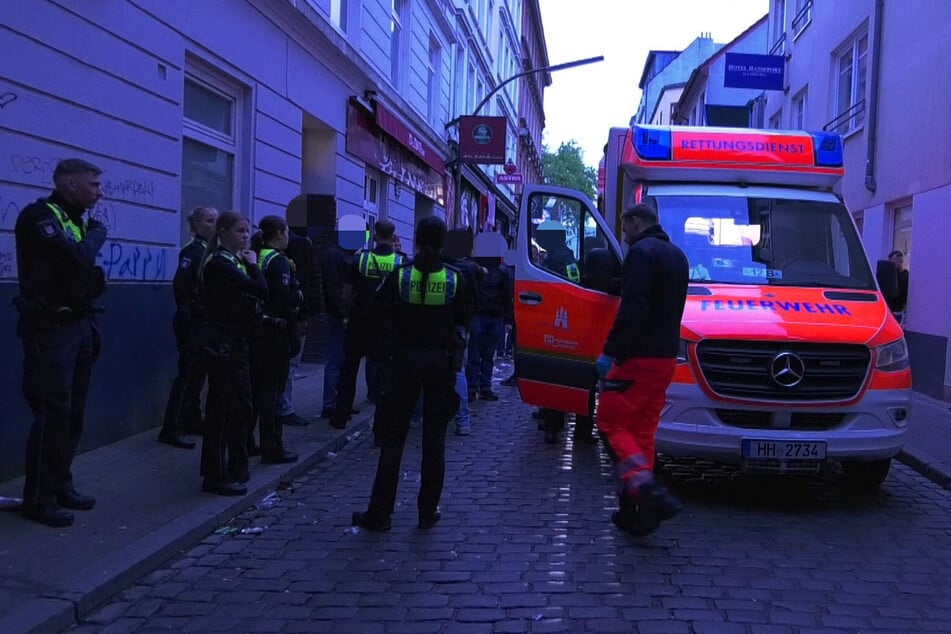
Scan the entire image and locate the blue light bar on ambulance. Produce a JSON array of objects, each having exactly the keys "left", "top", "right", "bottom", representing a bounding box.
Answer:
[
  {"left": 810, "top": 132, "right": 844, "bottom": 167},
  {"left": 623, "top": 125, "right": 845, "bottom": 188},
  {"left": 634, "top": 126, "right": 672, "bottom": 160}
]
